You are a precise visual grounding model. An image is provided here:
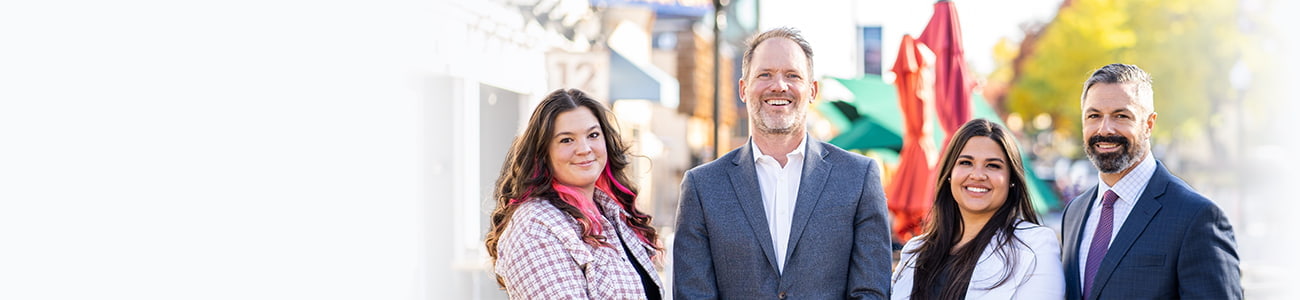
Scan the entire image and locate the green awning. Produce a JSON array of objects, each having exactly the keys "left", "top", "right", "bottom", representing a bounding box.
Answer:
[
  {"left": 819, "top": 75, "right": 1061, "bottom": 211},
  {"left": 821, "top": 76, "right": 947, "bottom": 151}
]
